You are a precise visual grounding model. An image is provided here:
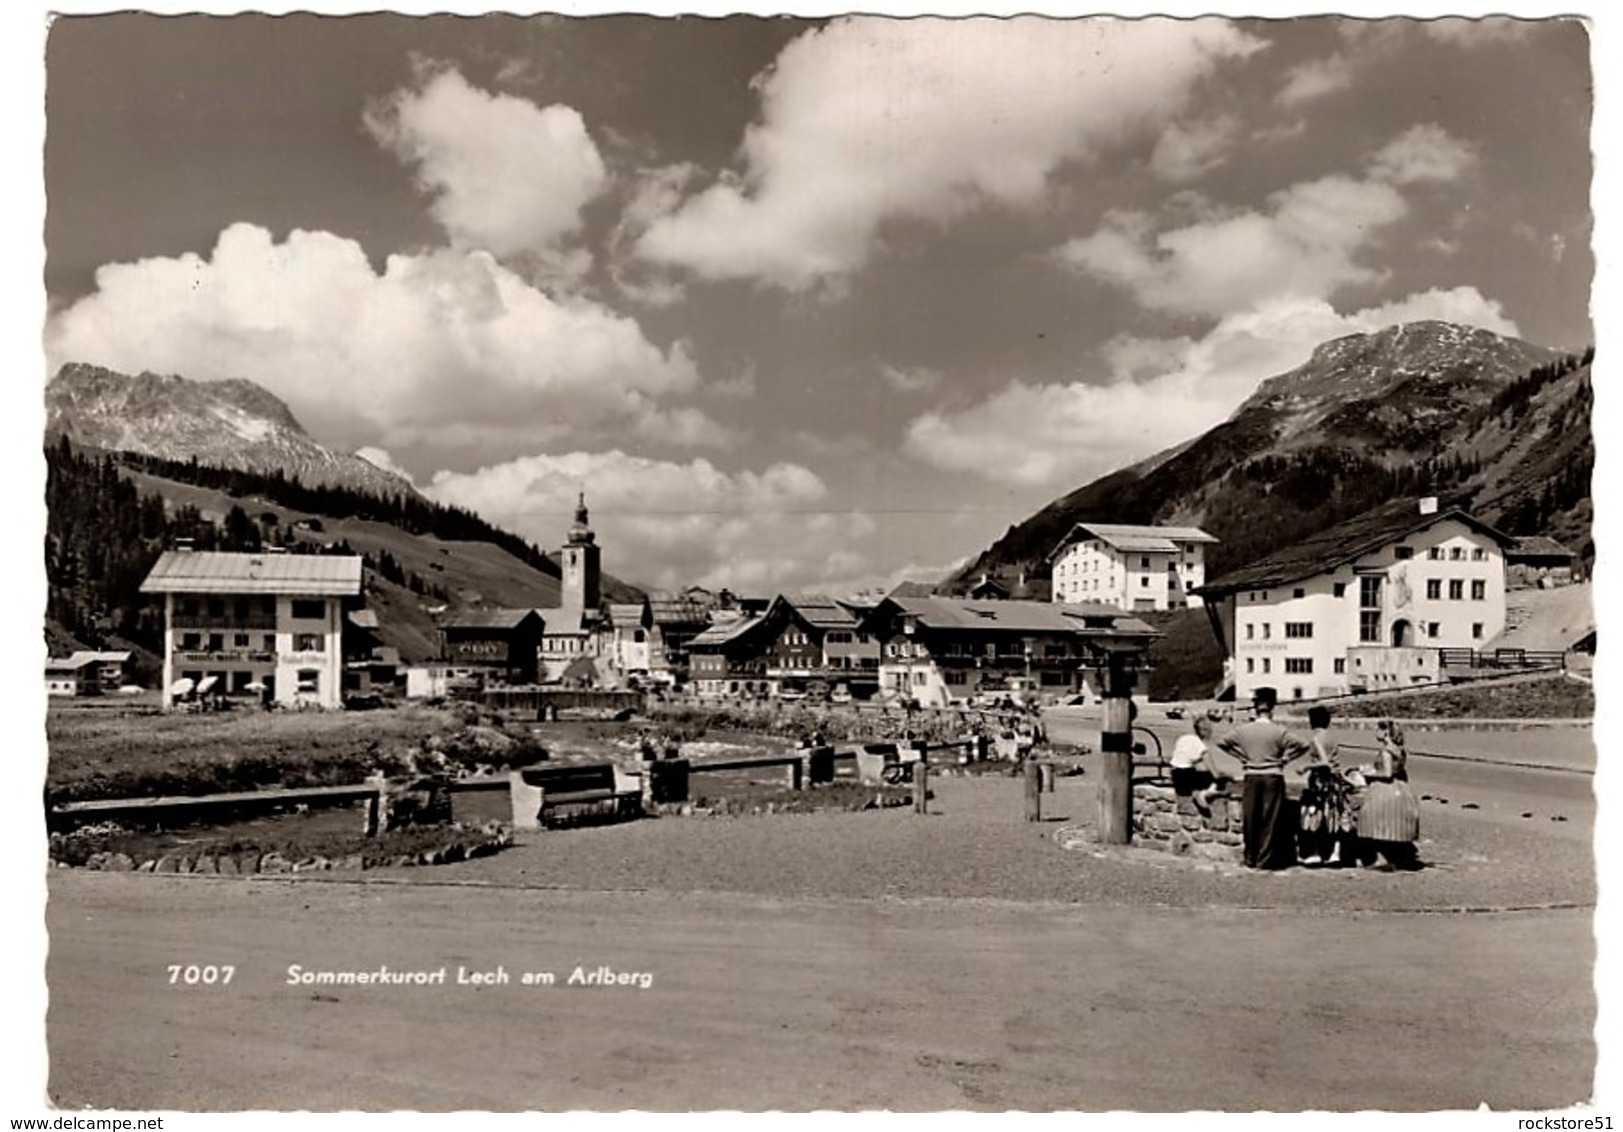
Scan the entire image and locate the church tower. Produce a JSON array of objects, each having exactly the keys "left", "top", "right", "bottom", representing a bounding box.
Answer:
[{"left": 561, "top": 491, "right": 600, "bottom": 610}]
